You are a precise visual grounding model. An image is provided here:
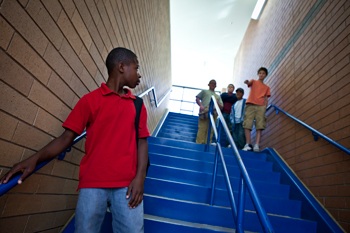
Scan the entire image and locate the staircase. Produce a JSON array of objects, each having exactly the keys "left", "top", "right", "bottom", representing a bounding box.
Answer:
[{"left": 62, "top": 112, "right": 342, "bottom": 233}]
